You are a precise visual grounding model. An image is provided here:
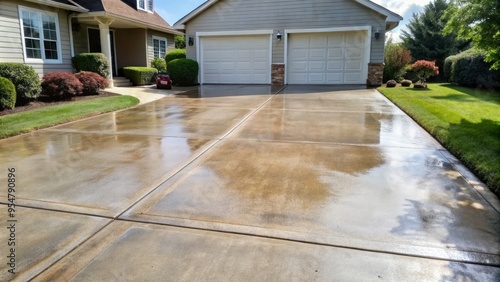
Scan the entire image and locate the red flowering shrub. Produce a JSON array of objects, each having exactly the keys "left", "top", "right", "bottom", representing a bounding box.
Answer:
[
  {"left": 41, "top": 72, "right": 82, "bottom": 100},
  {"left": 75, "top": 71, "right": 109, "bottom": 95},
  {"left": 411, "top": 60, "right": 439, "bottom": 85}
]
